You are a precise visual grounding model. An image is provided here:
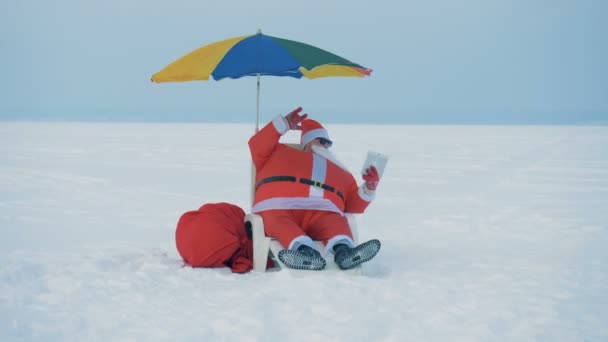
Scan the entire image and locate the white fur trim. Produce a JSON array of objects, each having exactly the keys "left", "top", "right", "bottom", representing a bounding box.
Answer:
[
  {"left": 309, "top": 153, "right": 327, "bottom": 198},
  {"left": 325, "top": 235, "right": 355, "bottom": 255},
  {"left": 358, "top": 184, "right": 375, "bottom": 202},
  {"left": 301, "top": 128, "right": 330, "bottom": 146},
  {"left": 288, "top": 235, "right": 317, "bottom": 251},
  {"left": 252, "top": 197, "right": 344, "bottom": 216},
  {"left": 272, "top": 115, "right": 288, "bottom": 135}
]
